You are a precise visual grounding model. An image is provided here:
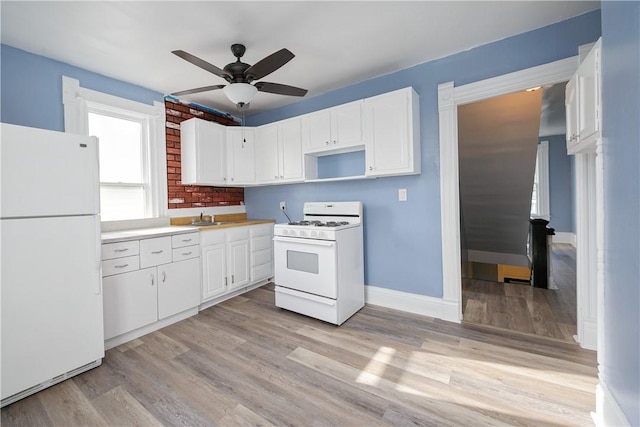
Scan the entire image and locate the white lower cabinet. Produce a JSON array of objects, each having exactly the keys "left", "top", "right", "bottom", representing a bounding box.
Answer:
[
  {"left": 201, "top": 228, "right": 251, "bottom": 302},
  {"left": 103, "top": 267, "right": 158, "bottom": 340},
  {"left": 201, "top": 223, "right": 273, "bottom": 304},
  {"left": 101, "top": 232, "right": 200, "bottom": 343},
  {"left": 158, "top": 257, "right": 200, "bottom": 320}
]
